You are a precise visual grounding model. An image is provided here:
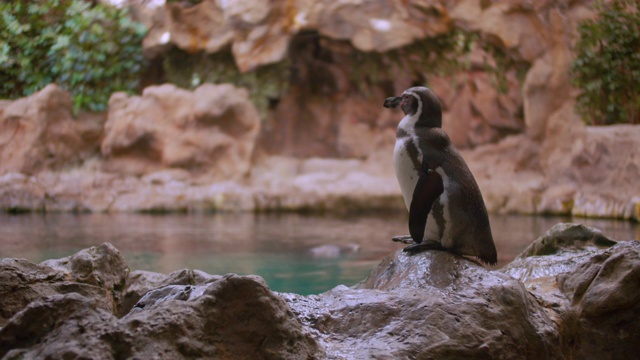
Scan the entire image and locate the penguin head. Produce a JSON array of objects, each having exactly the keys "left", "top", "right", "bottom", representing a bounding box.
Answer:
[{"left": 383, "top": 86, "right": 442, "bottom": 128}]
